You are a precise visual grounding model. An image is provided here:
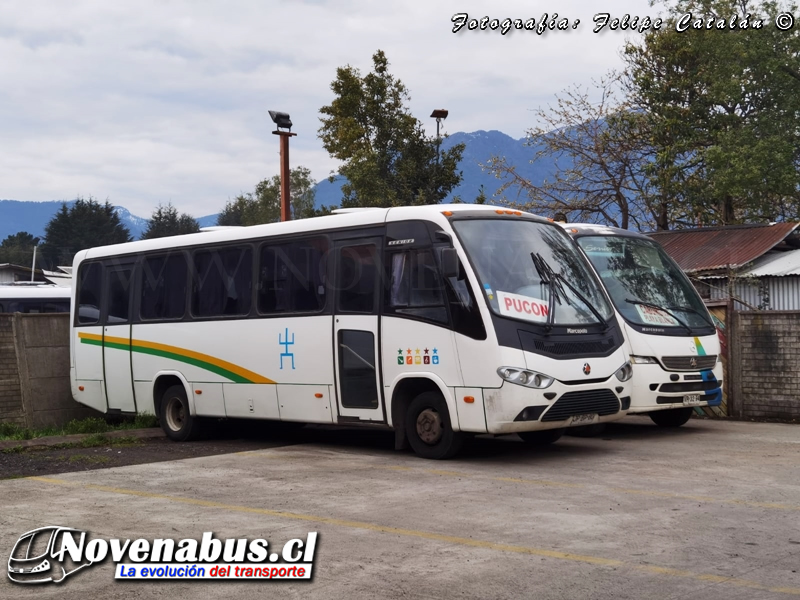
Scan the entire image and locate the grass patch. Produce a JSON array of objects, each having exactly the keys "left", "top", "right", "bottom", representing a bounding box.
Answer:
[
  {"left": 67, "top": 454, "right": 111, "bottom": 465},
  {"left": 0, "top": 414, "right": 159, "bottom": 441},
  {"left": 2, "top": 435, "right": 142, "bottom": 454}
]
